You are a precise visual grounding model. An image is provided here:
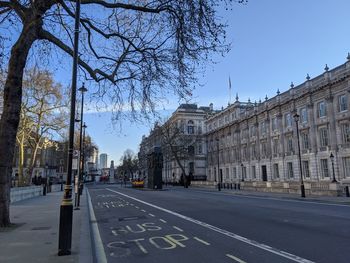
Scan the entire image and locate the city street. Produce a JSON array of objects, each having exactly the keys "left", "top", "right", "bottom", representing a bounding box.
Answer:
[{"left": 88, "top": 185, "right": 350, "bottom": 263}]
